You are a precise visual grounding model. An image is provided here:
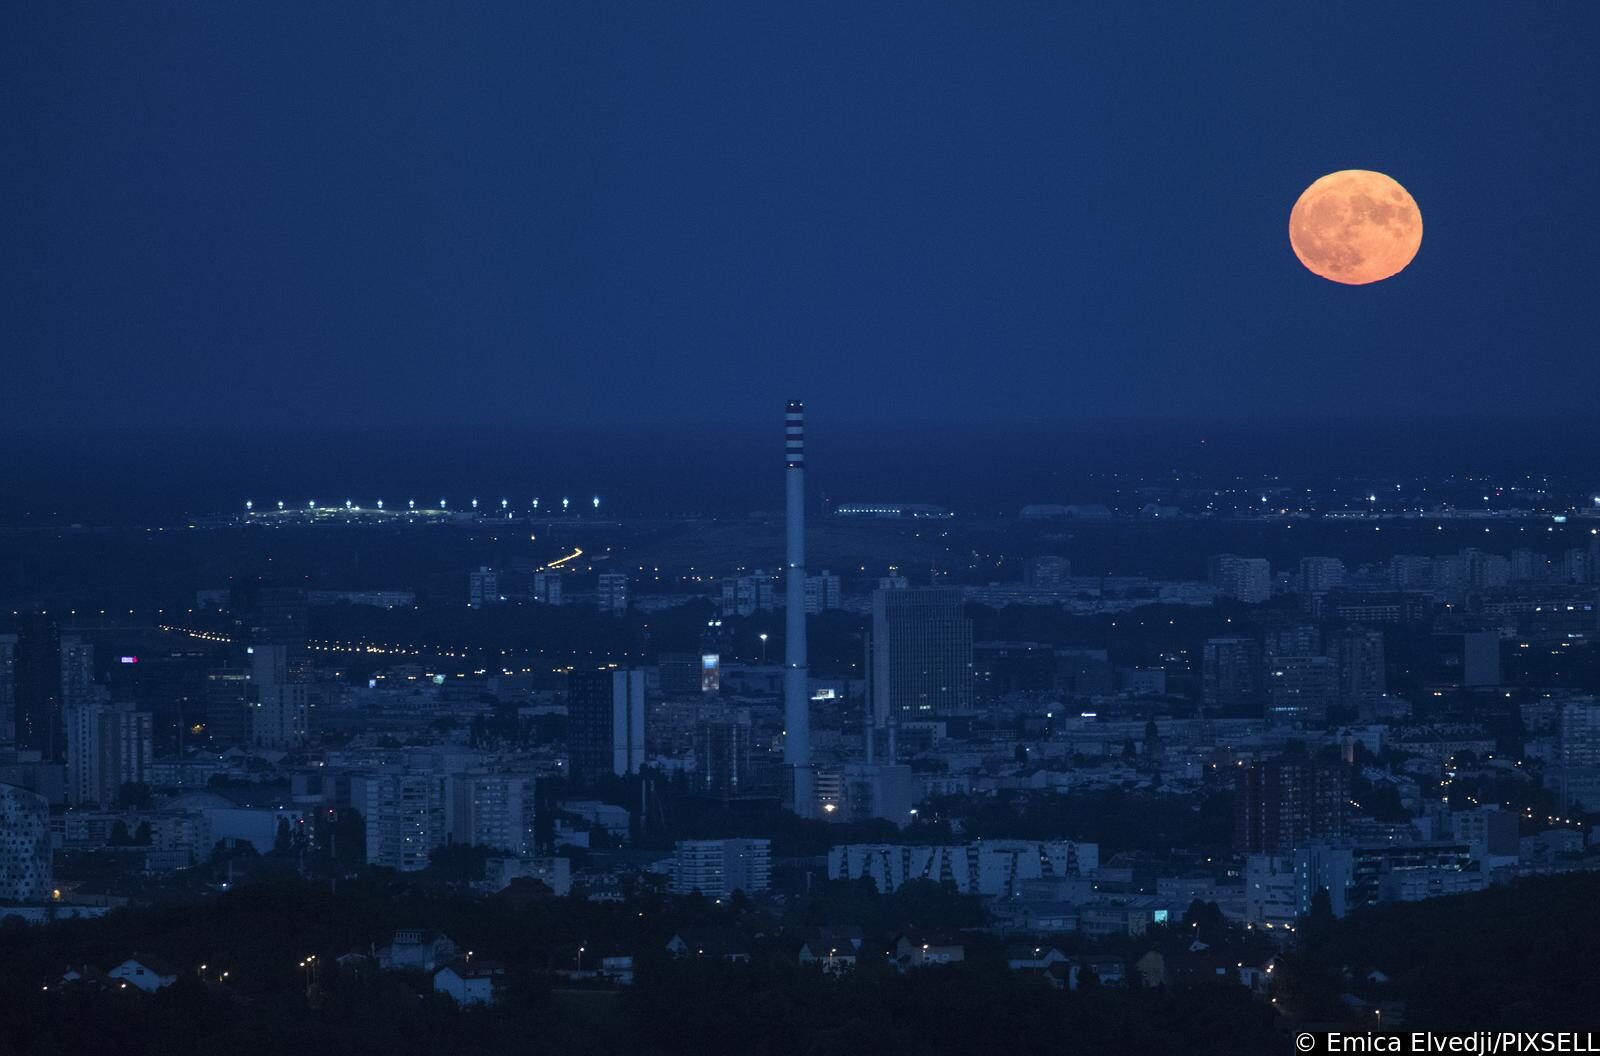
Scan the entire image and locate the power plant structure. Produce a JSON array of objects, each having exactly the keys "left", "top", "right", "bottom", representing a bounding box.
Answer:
[{"left": 783, "top": 399, "right": 815, "bottom": 816}]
